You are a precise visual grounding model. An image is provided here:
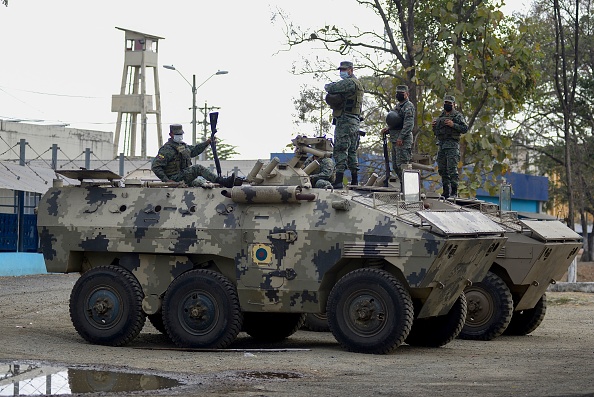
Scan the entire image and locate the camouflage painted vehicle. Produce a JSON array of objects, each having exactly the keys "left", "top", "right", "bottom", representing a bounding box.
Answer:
[
  {"left": 423, "top": 192, "right": 582, "bottom": 340},
  {"left": 37, "top": 135, "right": 508, "bottom": 354}
]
